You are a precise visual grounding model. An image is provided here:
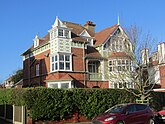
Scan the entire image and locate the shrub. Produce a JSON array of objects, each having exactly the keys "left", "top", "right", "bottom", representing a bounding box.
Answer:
[{"left": 0, "top": 88, "right": 164, "bottom": 120}]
